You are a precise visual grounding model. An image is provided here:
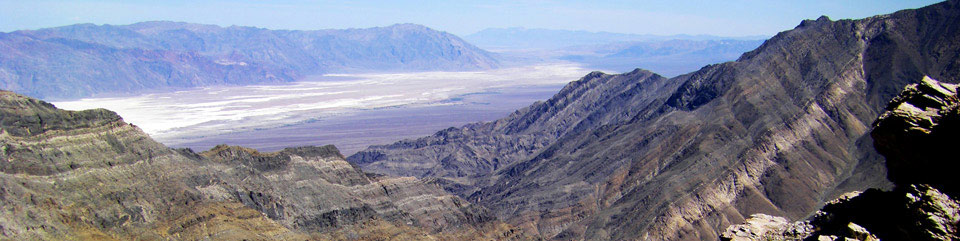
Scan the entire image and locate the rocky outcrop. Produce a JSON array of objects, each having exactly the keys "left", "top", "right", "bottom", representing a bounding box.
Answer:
[
  {"left": 721, "top": 179, "right": 960, "bottom": 241},
  {"left": 349, "top": 1, "right": 960, "bottom": 240},
  {"left": 0, "top": 91, "right": 170, "bottom": 175},
  {"left": 808, "top": 185, "right": 958, "bottom": 241},
  {"left": 871, "top": 76, "right": 960, "bottom": 196},
  {"left": 0, "top": 90, "right": 506, "bottom": 239},
  {"left": 720, "top": 214, "right": 811, "bottom": 241}
]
